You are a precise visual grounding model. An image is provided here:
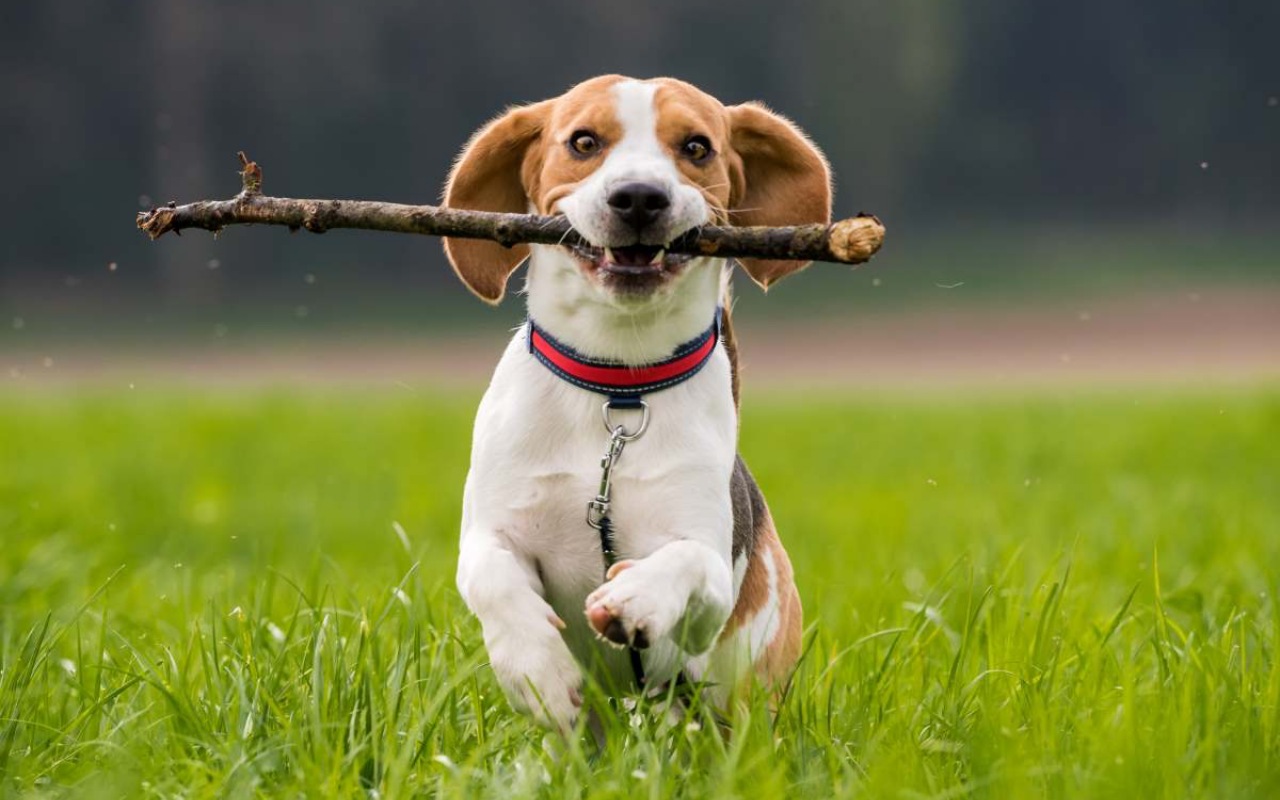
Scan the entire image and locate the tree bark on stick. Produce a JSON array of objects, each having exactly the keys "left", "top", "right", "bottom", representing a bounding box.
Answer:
[{"left": 137, "top": 153, "right": 885, "bottom": 265}]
